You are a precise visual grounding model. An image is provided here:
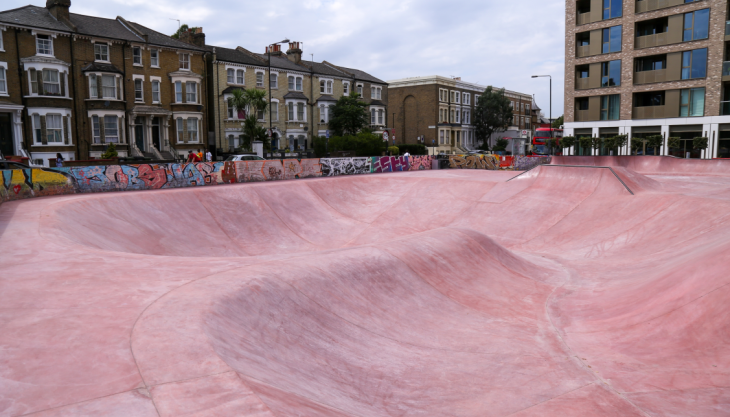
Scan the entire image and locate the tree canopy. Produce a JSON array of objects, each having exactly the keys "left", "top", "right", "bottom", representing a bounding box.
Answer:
[
  {"left": 328, "top": 92, "right": 370, "bottom": 137},
  {"left": 171, "top": 24, "right": 200, "bottom": 39},
  {"left": 229, "top": 88, "right": 270, "bottom": 151},
  {"left": 552, "top": 115, "right": 564, "bottom": 128},
  {"left": 473, "top": 87, "right": 513, "bottom": 150}
]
